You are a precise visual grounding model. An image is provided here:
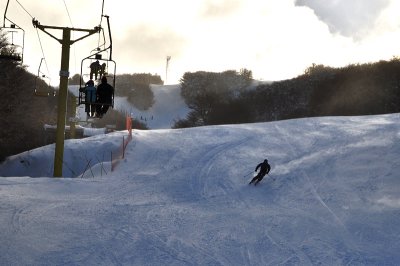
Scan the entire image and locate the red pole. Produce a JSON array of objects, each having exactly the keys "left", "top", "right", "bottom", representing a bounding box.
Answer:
[{"left": 126, "top": 115, "right": 132, "bottom": 136}]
